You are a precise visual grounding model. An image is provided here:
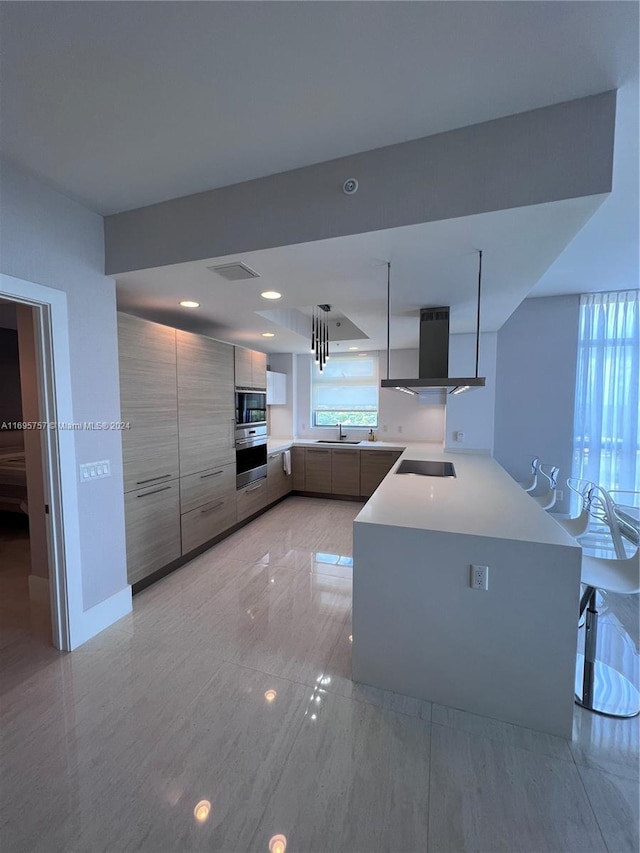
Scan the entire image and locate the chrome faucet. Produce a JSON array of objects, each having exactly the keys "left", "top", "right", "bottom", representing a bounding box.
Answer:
[{"left": 337, "top": 423, "right": 347, "bottom": 441}]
